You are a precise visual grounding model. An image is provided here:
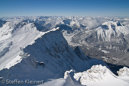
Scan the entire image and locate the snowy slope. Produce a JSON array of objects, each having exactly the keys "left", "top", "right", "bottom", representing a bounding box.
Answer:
[
  {"left": 117, "top": 67, "right": 129, "bottom": 83},
  {"left": 38, "top": 70, "right": 83, "bottom": 86},
  {"left": 38, "top": 65, "right": 129, "bottom": 86},
  {"left": 117, "top": 67, "right": 129, "bottom": 76},
  {"left": 96, "top": 21, "right": 129, "bottom": 41},
  {"left": 74, "top": 65, "right": 129, "bottom": 86},
  {"left": 96, "top": 21, "right": 119, "bottom": 41},
  {"left": 0, "top": 27, "right": 78, "bottom": 85},
  {"left": 0, "top": 20, "right": 107, "bottom": 86},
  {"left": 0, "top": 20, "right": 59, "bottom": 70}
]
